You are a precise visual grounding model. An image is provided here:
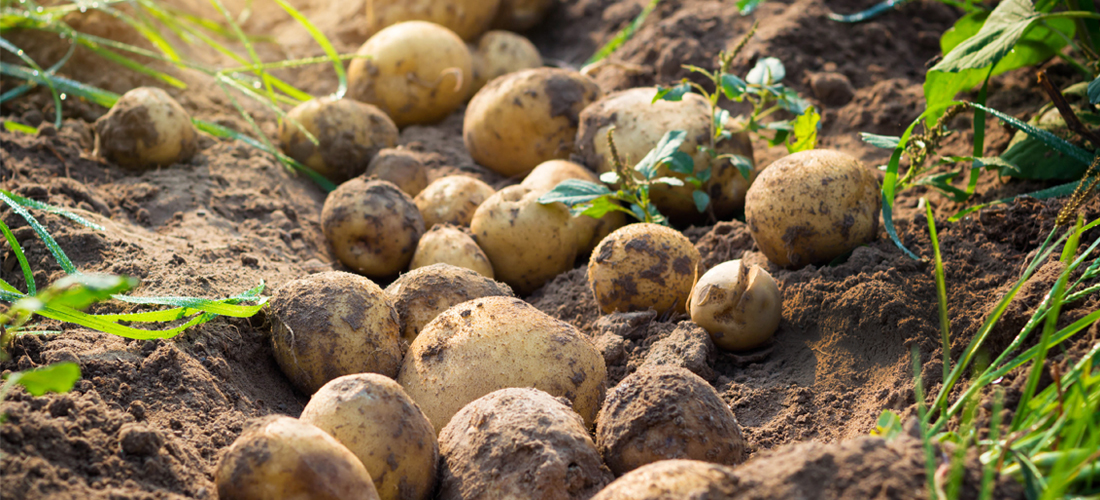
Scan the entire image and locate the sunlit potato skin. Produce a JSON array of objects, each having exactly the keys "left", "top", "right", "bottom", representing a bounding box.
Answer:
[
  {"left": 409, "top": 225, "right": 496, "bottom": 279},
  {"left": 384, "top": 262, "right": 513, "bottom": 344},
  {"left": 468, "top": 30, "right": 542, "bottom": 96},
  {"left": 278, "top": 97, "right": 398, "bottom": 183},
  {"left": 587, "top": 223, "right": 701, "bottom": 315},
  {"left": 365, "top": 0, "right": 501, "bottom": 41},
  {"left": 321, "top": 178, "right": 425, "bottom": 278},
  {"left": 688, "top": 259, "right": 782, "bottom": 351},
  {"left": 365, "top": 147, "right": 431, "bottom": 197},
  {"left": 520, "top": 159, "right": 627, "bottom": 256},
  {"left": 93, "top": 86, "right": 196, "bottom": 170},
  {"left": 589, "top": 460, "right": 740, "bottom": 500},
  {"left": 414, "top": 175, "right": 496, "bottom": 229}
]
